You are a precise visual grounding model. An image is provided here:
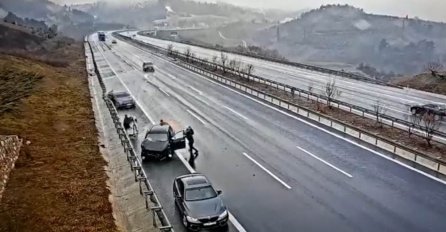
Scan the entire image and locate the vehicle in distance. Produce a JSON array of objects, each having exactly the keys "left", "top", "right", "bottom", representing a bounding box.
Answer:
[
  {"left": 141, "top": 125, "right": 185, "bottom": 161},
  {"left": 410, "top": 104, "right": 446, "bottom": 118},
  {"left": 111, "top": 39, "right": 117, "bottom": 44},
  {"left": 173, "top": 174, "right": 228, "bottom": 231},
  {"left": 143, "top": 61, "right": 155, "bottom": 72},
  {"left": 98, "top": 31, "right": 106, "bottom": 41},
  {"left": 107, "top": 91, "right": 136, "bottom": 109}
]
